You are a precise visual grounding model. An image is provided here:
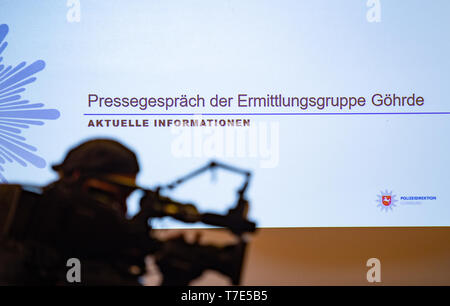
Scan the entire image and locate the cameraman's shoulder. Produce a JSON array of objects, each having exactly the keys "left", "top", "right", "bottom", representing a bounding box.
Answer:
[
  {"left": 0, "top": 184, "right": 23, "bottom": 202},
  {"left": 0, "top": 183, "right": 43, "bottom": 197},
  {"left": 0, "top": 183, "right": 43, "bottom": 209},
  {"left": 0, "top": 184, "right": 43, "bottom": 239}
]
